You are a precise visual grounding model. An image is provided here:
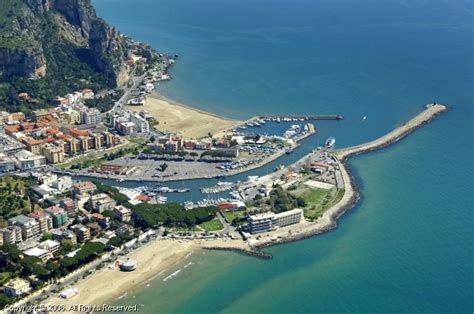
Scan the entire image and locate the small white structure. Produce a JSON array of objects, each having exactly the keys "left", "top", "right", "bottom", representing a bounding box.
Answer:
[{"left": 60, "top": 287, "right": 78, "bottom": 299}]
